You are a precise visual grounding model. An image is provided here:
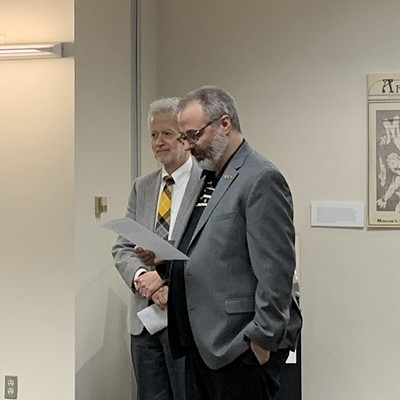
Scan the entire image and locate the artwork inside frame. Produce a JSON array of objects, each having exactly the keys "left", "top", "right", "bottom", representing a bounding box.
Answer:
[{"left": 367, "top": 73, "right": 400, "bottom": 228}]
